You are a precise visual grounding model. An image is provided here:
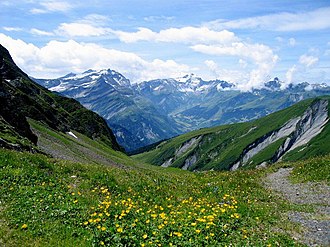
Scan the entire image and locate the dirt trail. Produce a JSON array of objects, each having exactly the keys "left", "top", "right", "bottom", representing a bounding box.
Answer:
[{"left": 264, "top": 168, "right": 330, "bottom": 247}]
